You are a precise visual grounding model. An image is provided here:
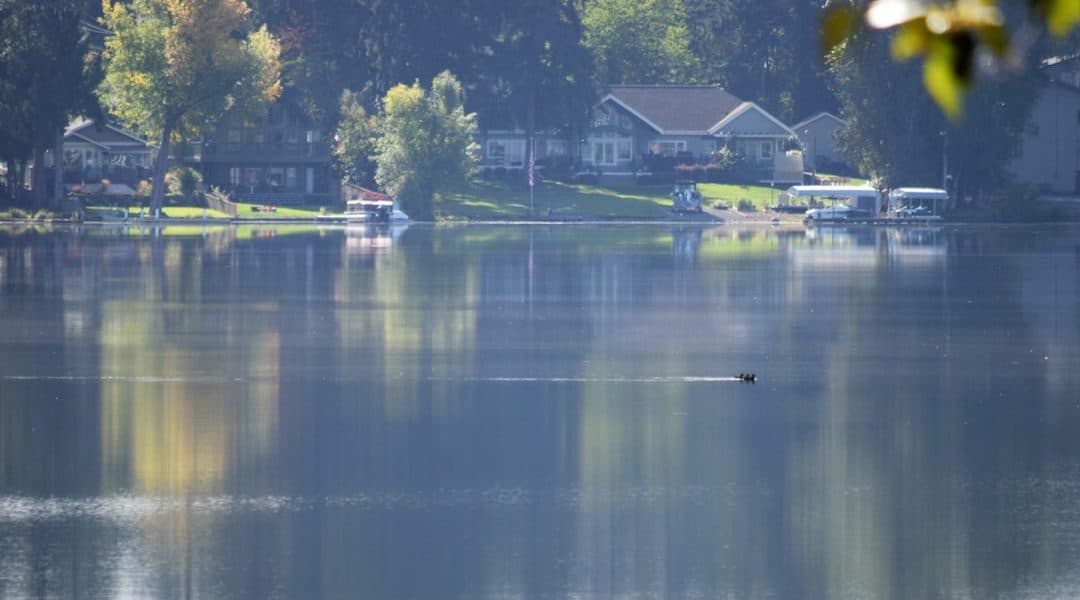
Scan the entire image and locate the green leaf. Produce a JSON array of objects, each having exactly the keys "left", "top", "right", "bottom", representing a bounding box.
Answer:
[
  {"left": 821, "top": 5, "right": 858, "bottom": 56},
  {"left": 923, "top": 40, "right": 965, "bottom": 120}
]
